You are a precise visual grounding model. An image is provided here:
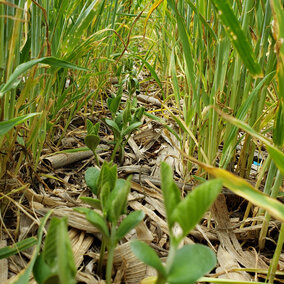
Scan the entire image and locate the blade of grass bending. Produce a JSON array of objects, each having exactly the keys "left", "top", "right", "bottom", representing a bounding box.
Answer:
[
  {"left": 0, "top": 113, "right": 41, "bottom": 136},
  {"left": 185, "top": 155, "right": 284, "bottom": 222},
  {"left": 144, "top": 0, "right": 164, "bottom": 36},
  {"left": 211, "top": 0, "right": 262, "bottom": 76},
  {"left": 0, "top": 237, "right": 37, "bottom": 259},
  {"left": 130, "top": 54, "right": 164, "bottom": 98},
  {"left": 0, "top": 57, "right": 89, "bottom": 98}
]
